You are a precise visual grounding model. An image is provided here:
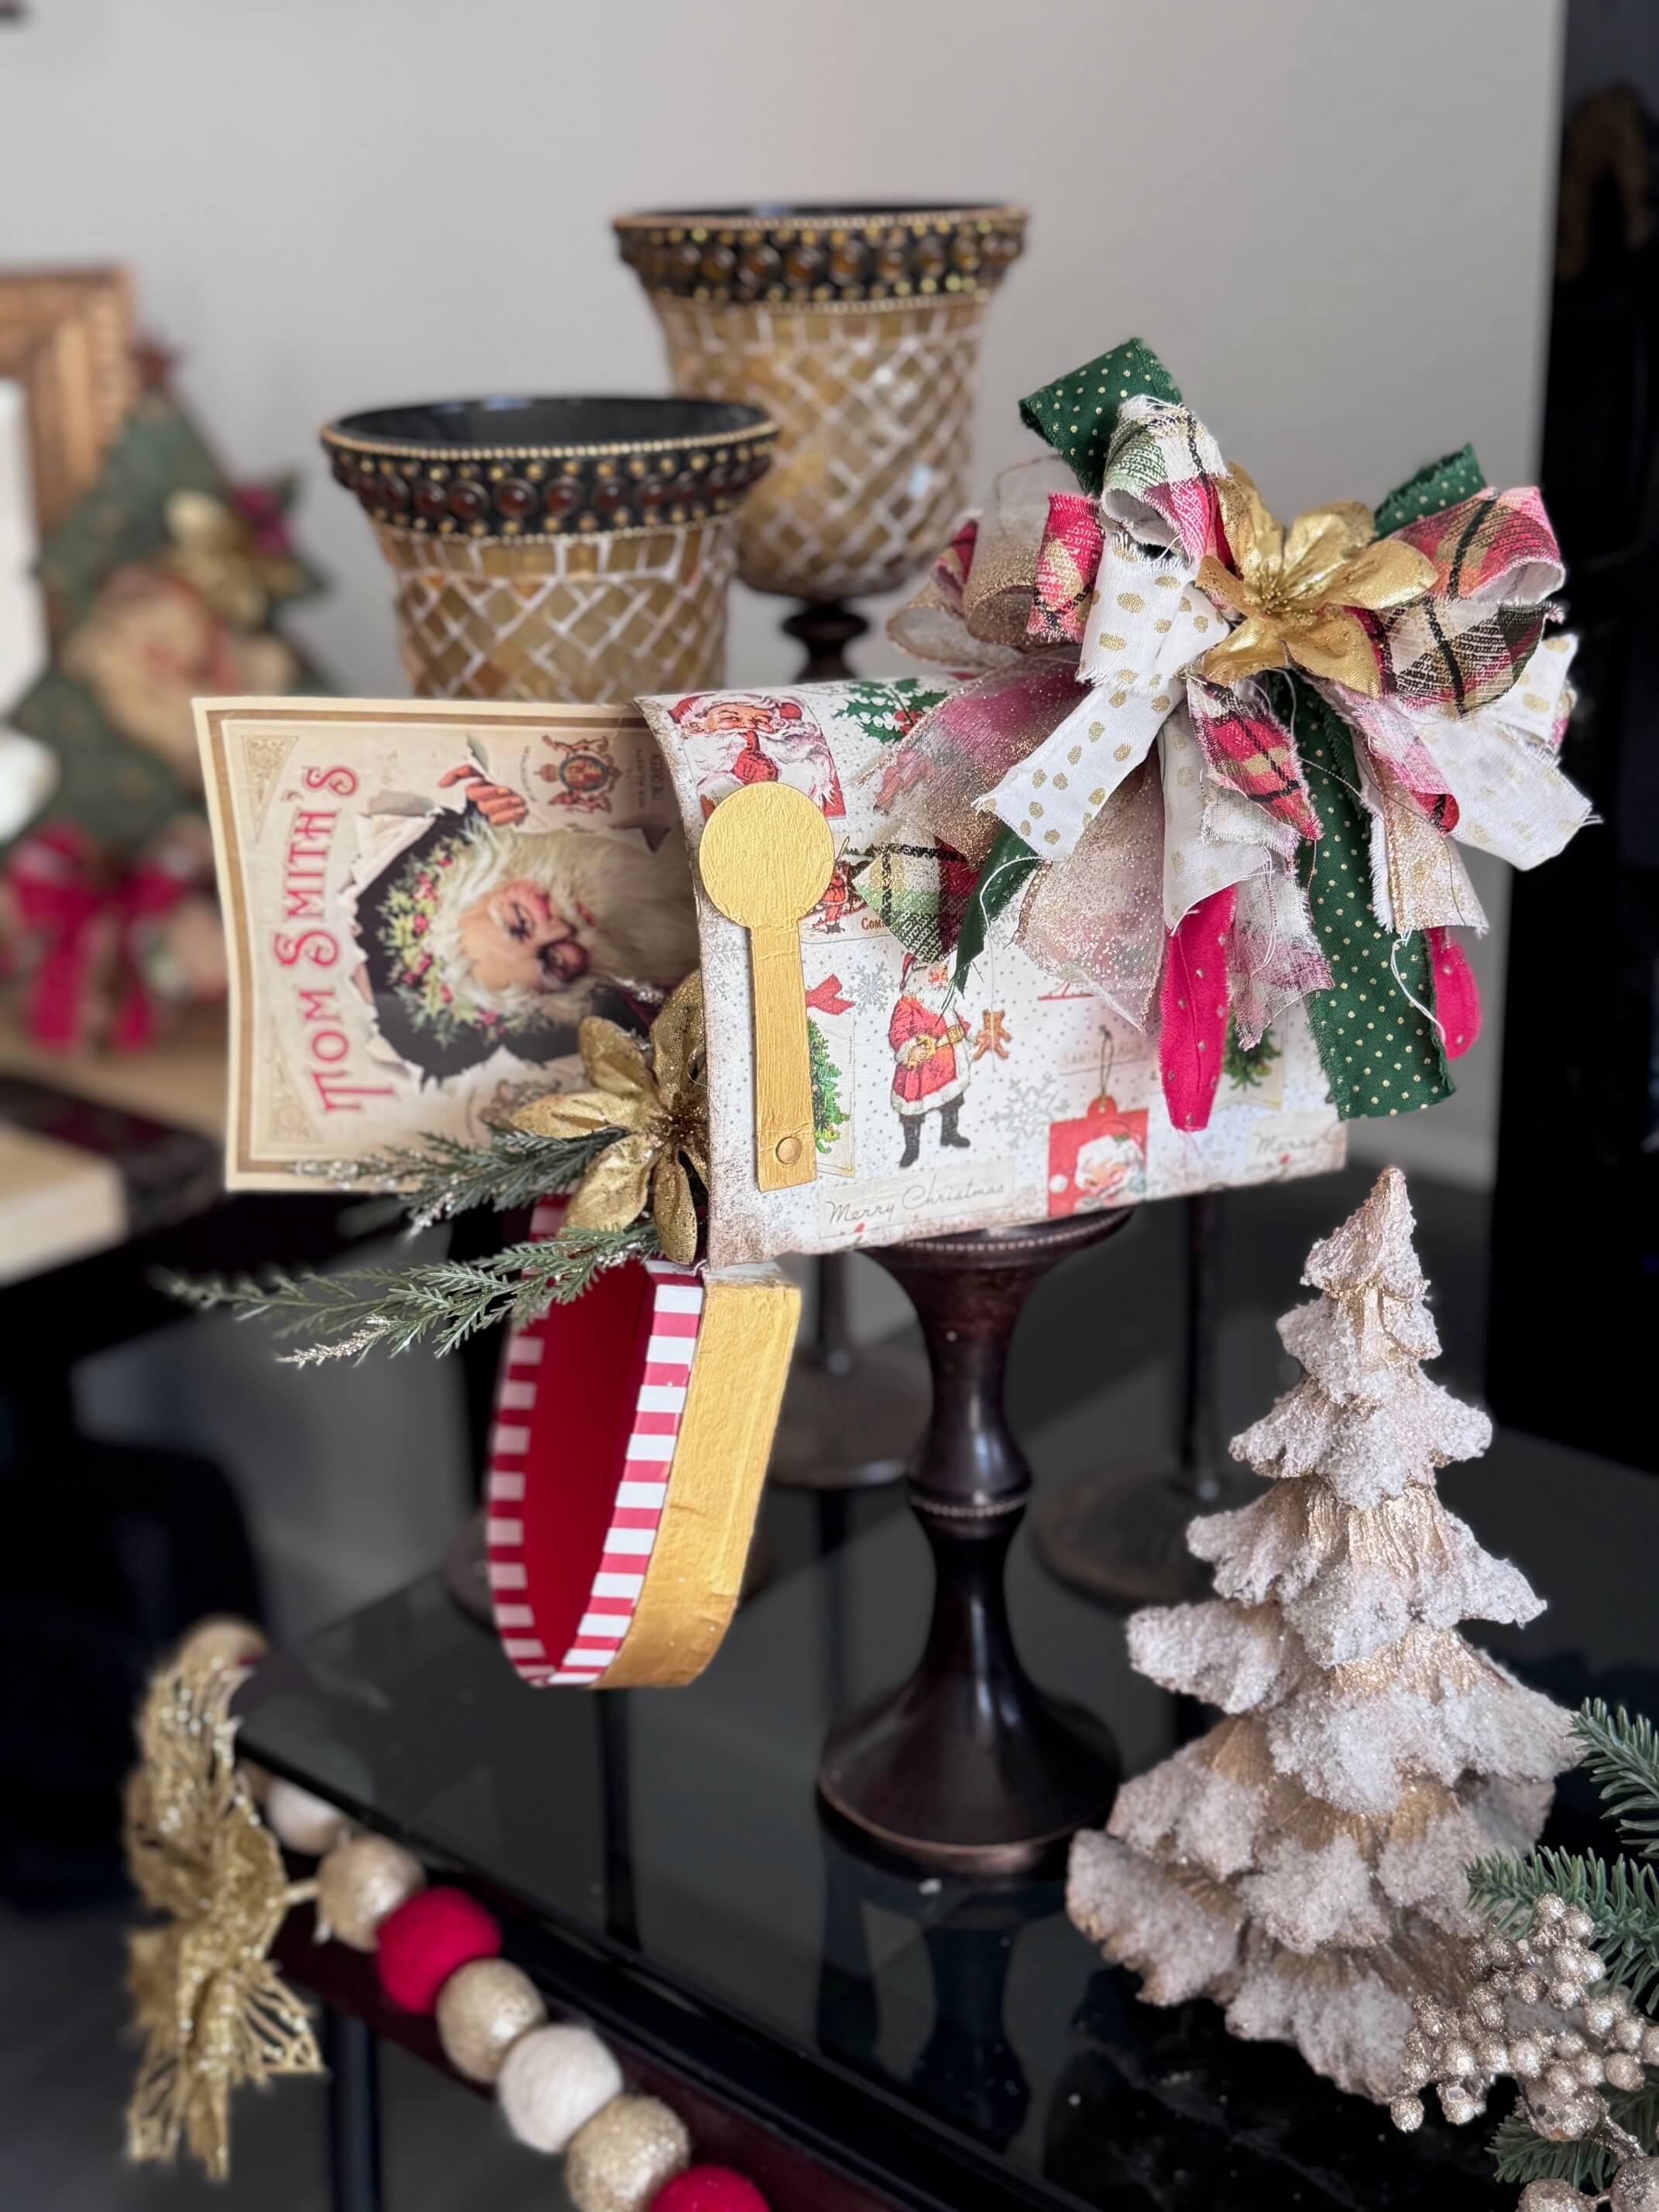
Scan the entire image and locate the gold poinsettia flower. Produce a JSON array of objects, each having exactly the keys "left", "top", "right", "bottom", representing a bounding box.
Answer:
[
  {"left": 125, "top": 1655, "right": 321, "bottom": 2180},
  {"left": 163, "top": 489, "right": 307, "bottom": 630},
  {"left": 512, "top": 970, "right": 707, "bottom": 1266},
  {"left": 1195, "top": 465, "right": 1437, "bottom": 696}
]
